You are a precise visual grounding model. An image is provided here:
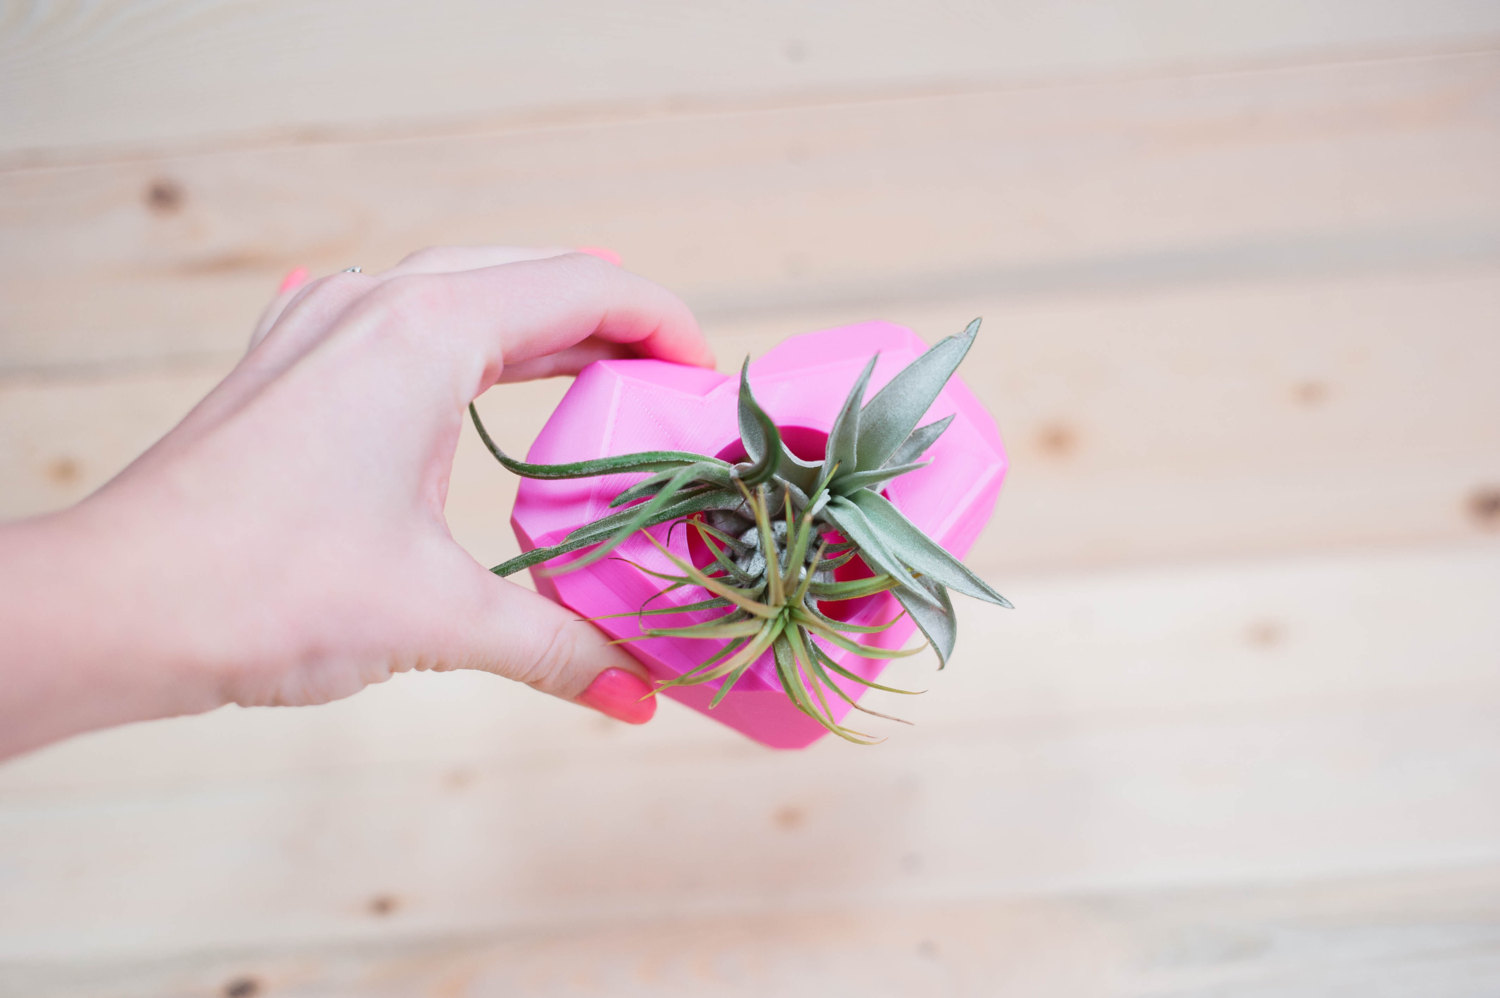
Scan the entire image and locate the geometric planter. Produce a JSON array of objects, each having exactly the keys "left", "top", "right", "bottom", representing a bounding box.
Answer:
[{"left": 511, "top": 321, "right": 1007, "bottom": 748}]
